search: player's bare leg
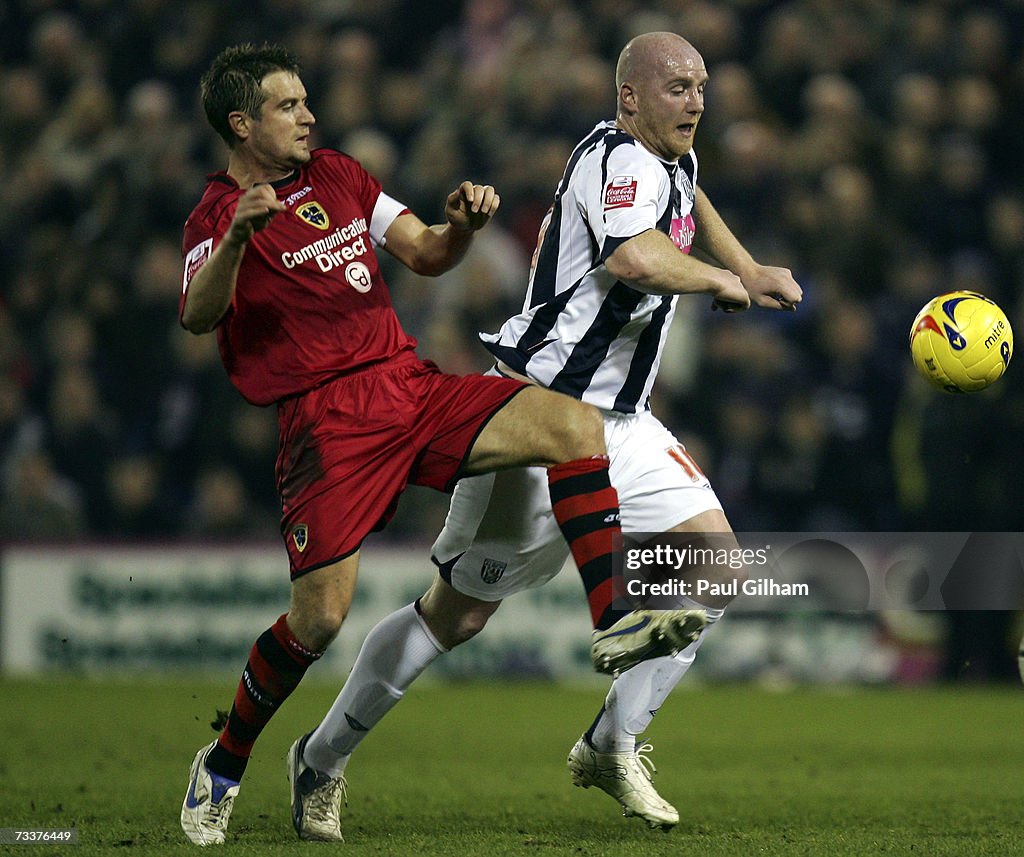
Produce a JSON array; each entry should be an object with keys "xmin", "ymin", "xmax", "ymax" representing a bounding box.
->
[
  {"xmin": 462, "ymin": 386, "xmax": 606, "ymax": 472},
  {"xmin": 417, "ymin": 576, "xmax": 503, "ymax": 649},
  {"xmin": 287, "ymin": 554, "xmax": 361, "ymax": 651}
]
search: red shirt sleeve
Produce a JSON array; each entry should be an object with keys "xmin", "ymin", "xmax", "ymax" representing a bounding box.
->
[{"xmin": 179, "ymin": 190, "xmax": 237, "ymax": 328}]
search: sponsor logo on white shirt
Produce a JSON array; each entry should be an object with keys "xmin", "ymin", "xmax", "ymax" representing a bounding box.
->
[{"xmin": 604, "ymin": 175, "xmax": 638, "ymax": 209}]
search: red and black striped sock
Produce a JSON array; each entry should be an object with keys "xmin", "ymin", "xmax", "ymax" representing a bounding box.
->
[
  {"xmin": 548, "ymin": 455, "xmax": 624, "ymax": 631},
  {"xmin": 206, "ymin": 613, "xmax": 322, "ymax": 782}
]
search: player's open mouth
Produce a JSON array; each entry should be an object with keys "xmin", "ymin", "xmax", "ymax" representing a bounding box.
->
[{"xmin": 678, "ymin": 123, "xmax": 696, "ymax": 136}]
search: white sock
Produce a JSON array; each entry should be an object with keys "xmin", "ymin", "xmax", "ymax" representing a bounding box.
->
[
  {"xmin": 303, "ymin": 602, "xmax": 446, "ymax": 776},
  {"xmin": 588, "ymin": 599, "xmax": 724, "ymax": 754}
]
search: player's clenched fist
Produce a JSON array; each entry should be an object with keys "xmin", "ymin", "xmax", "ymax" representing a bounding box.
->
[
  {"xmin": 228, "ymin": 183, "xmax": 287, "ymax": 245},
  {"xmin": 741, "ymin": 265, "xmax": 803, "ymax": 311},
  {"xmin": 446, "ymin": 181, "xmax": 500, "ymax": 233},
  {"xmin": 711, "ymin": 270, "xmax": 752, "ymax": 313}
]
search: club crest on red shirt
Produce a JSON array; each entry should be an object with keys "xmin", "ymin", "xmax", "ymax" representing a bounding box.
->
[{"xmin": 296, "ymin": 201, "xmax": 330, "ymax": 230}]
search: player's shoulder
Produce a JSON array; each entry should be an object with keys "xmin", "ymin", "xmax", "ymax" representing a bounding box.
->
[
  {"xmin": 307, "ymin": 147, "xmax": 367, "ymax": 177},
  {"xmin": 573, "ymin": 128, "xmax": 663, "ymax": 193},
  {"xmin": 601, "ymin": 124, "xmax": 640, "ymax": 149},
  {"xmin": 577, "ymin": 121, "xmax": 640, "ymax": 156},
  {"xmin": 186, "ymin": 172, "xmax": 241, "ymax": 231},
  {"xmin": 567, "ymin": 122, "xmax": 637, "ymax": 180},
  {"xmin": 582, "ymin": 123, "xmax": 657, "ymax": 171}
]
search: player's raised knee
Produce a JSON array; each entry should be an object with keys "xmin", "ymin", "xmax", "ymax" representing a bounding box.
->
[{"xmin": 537, "ymin": 395, "xmax": 605, "ymax": 463}]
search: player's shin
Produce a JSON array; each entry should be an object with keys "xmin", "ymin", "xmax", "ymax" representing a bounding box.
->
[
  {"xmin": 302, "ymin": 602, "xmax": 446, "ymax": 777},
  {"xmin": 547, "ymin": 455, "xmax": 624, "ymax": 630},
  {"xmin": 207, "ymin": 613, "xmax": 323, "ymax": 781},
  {"xmin": 586, "ymin": 601, "xmax": 724, "ymax": 753}
]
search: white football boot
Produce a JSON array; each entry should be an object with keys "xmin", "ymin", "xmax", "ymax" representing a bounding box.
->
[
  {"xmin": 288, "ymin": 734, "xmax": 347, "ymax": 842},
  {"xmin": 180, "ymin": 741, "xmax": 241, "ymax": 846},
  {"xmin": 568, "ymin": 736, "xmax": 679, "ymax": 830},
  {"xmin": 591, "ymin": 609, "xmax": 705, "ymax": 675}
]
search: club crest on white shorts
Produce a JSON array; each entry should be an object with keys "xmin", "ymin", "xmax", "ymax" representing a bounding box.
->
[{"xmin": 480, "ymin": 558, "xmax": 507, "ymax": 584}]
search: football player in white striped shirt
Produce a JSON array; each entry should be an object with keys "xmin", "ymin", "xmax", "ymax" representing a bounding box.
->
[{"xmin": 294, "ymin": 32, "xmax": 802, "ymax": 836}]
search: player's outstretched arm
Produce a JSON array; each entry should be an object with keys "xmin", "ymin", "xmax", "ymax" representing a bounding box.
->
[
  {"xmin": 692, "ymin": 187, "xmax": 802, "ymax": 312},
  {"xmin": 605, "ymin": 229, "xmax": 751, "ymax": 311},
  {"xmin": 182, "ymin": 184, "xmax": 285, "ymax": 333},
  {"xmin": 382, "ymin": 181, "xmax": 499, "ymax": 277}
]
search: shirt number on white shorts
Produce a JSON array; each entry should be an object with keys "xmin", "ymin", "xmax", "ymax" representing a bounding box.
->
[{"xmin": 666, "ymin": 445, "xmax": 705, "ymax": 483}]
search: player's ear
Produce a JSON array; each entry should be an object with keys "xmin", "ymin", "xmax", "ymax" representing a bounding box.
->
[
  {"xmin": 228, "ymin": 111, "xmax": 250, "ymax": 142},
  {"xmin": 619, "ymin": 82, "xmax": 638, "ymax": 115}
]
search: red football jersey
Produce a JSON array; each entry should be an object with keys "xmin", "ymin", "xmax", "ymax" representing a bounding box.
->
[{"xmin": 180, "ymin": 149, "xmax": 417, "ymax": 405}]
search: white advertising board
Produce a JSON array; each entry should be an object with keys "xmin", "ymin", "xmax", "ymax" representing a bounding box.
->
[
  {"xmin": 0, "ymin": 544, "xmax": 595, "ymax": 678},
  {"xmin": 1, "ymin": 544, "xmax": 899, "ymax": 682}
]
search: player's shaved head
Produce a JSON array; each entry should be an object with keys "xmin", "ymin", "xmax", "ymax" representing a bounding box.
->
[
  {"xmin": 616, "ymin": 32, "xmax": 704, "ymax": 90},
  {"xmin": 615, "ymin": 32, "xmax": 708, "ymax": 161}
]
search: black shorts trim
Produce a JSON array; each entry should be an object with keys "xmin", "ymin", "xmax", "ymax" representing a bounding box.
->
[
  {"xmin": 443, "ymin": 384, "xmax": 529, "ymax": 492},
  {"xmin": 290, "ymin": 541, "xmax": 362, "ymax": 581},
  {"xmin": 432, "ymin": 552, "xmax": 465, "ymax": 587}
]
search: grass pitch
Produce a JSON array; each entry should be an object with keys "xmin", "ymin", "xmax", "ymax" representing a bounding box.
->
[{"xmin": 2, "ymin": 677, "xmax": 1022, "ymax": 856}]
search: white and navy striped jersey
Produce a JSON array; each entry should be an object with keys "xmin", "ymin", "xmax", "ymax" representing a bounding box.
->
[{"xmin": 481, "ymin": 120, "xmax": 698, "ymax": 414}]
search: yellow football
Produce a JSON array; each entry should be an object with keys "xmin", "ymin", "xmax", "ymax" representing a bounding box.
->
[{"xmin": 909, "ymin": 291, "xmax": 1013, "ymax": 393}]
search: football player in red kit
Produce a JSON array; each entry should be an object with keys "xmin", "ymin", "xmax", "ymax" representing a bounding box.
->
[{"xmin": 178, "ymin": 43, "xmax": 705, "ymax": 845}]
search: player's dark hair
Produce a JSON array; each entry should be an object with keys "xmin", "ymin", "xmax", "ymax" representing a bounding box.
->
[{"xmin": 200, "ymin": 43, "xmax": 302, "ymax": 147}]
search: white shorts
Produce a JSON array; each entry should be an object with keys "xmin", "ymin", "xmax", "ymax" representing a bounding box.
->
[{"xmin": 432, "ymin": 409, "xmax": 724, "ymax": 601}]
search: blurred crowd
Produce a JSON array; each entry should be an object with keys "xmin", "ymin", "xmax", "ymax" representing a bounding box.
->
[{"xmin": 2, "ymin": 0, "xmax": 1023, "ymax": 554}]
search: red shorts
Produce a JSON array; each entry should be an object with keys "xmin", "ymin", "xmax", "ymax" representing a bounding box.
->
[{"xmin": 275, "ymin": 351, "xmax": 526, "ymax": 577}]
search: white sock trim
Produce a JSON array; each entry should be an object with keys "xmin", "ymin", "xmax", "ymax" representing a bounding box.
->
[{"xmin": 413, "ymin": 602, "xmax": 448, "ymax": 654}]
